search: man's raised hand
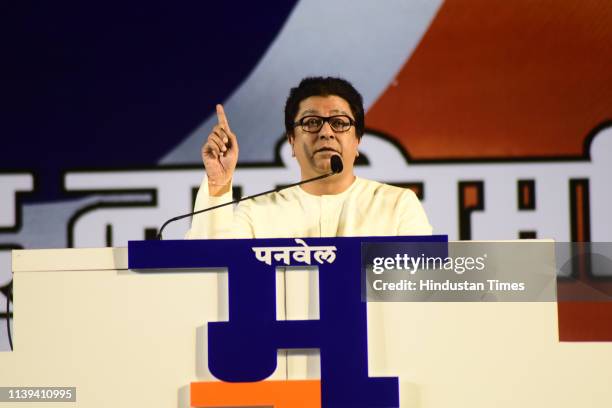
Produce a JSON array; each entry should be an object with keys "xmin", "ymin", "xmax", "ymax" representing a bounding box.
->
[{"xmin": 201, "ymin": 104, "xmax": 239, "ymax": 193}]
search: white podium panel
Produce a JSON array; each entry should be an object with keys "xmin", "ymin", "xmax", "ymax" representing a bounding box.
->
[{"xmin": 0, "ymin": 247, "xmax": 611, "ymax": 407}]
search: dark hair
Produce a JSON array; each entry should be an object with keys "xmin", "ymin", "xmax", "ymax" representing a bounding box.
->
[{"xmin": 284, "ymin": 76, "xmax": 364, "ymax": 139}]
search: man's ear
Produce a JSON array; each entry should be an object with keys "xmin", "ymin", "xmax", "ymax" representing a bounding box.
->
[{"xmin": 287, "ymin": 132, "xmax": 295, "ymax": 157}]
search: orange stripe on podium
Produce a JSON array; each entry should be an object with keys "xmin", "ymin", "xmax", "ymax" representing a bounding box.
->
[{"xmin": 190, "ymin": 380, "xmax": 321, "ymax": 408}]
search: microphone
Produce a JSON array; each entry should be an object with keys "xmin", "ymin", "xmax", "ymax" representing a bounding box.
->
[
  {"xmin": 330, "ymin": 154, "xmax": 343, "ymax": 174},
  {"xmin": 156, "ymin": 154, "xmax": 344, "ymax": 239}
]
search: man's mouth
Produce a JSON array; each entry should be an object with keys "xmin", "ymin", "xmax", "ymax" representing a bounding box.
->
[{"xmin": 315, "ymin": 147, "xmax": 339, "ymax": 154}]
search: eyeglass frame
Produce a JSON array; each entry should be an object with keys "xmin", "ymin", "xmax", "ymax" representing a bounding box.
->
[{"xmin": 293, "ymin": 115, "xmax": 356, "ymax": 133}]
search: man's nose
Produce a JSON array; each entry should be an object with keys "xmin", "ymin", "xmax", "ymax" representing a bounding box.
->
[{"xmin": 318, "ymin": 121, "xmax": 336, "ymax": 139}]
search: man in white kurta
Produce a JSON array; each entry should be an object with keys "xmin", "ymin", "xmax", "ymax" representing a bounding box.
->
[
  {"xmin": 186, "ymin": 175, "xmax": 432, "ymax": 239},
  {"xmin": 186, "ymin": 77, "xmax": 432, "ymax": 381}
]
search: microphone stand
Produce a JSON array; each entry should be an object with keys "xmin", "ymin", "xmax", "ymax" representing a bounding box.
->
[{"xmin": 1, "ymin": 280, "xmax": 12, "ymax": 351}]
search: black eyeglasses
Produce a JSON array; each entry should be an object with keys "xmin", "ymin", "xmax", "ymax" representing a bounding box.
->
[{"xmin": 293, "ymin": 115, "xmax": 355, "ymax": 133}]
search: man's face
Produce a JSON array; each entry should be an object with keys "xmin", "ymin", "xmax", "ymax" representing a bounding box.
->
[{"xmin": 289, "ymin": 95, "xmax": 360, "ymax": 178}]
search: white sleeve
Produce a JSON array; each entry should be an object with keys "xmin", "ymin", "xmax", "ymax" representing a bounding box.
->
[
  {"xmin": 398, "ymin": 189, "xmax": 433, "ymax": 236},
  {"xmin": 184, "ymin": 176, "xmax": 254, "ymax": 239}
]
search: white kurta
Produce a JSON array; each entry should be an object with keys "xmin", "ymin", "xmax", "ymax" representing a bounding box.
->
[
  {"xmin": 185, "ymin": 175, "xmax": 432, "ymax": 381},
  {"xmin": 186, "ymin": 176, "xmax": 432, "ymax": 239}
]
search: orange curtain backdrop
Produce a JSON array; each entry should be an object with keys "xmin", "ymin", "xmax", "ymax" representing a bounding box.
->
[{"xmin": 366, "ymin": 0, "xmax": 612, "ymax": 159}]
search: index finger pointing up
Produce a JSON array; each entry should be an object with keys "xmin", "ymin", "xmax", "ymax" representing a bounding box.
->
[{"xmin": 216, "ymin": 104, "xmax": 231, "ymax": 131}]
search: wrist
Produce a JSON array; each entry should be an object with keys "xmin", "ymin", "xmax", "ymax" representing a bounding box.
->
[{"xmin": 208, "ymin": 180, "xmax": 231, "ymax": 196}]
